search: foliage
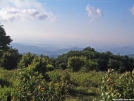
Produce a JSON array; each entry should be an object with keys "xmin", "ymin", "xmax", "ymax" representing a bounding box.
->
[
  {"xmin": 68, "ymin": 56, "xmax": 86, "ymax": 72},
  {"xmin": 68, "ymin": 71, "xmax": 104, "ymax": 101},
  {"xmin": 31, "ymin": 57, "xmax": 48, "ymax": 74},
  {"xmin": 85, "ymin": 60, "xmax": 99, "ymax": 71},
  {"xmin": 0, "ymin": 24, "xmax": 12, "ymax": 50},
  {"xmin": 108, "ymin": 58, "xmax": 119, "ymax": 70},
  {"xmin": 0, "ymin": 48, "xmax": 20, "ymax": 70},
  {"xmin": 18, "ymin": 52, "xmax": 37, "ymax": 68},
  {"xmin": 48, "ymin": 57, "xmax": 56, "ymax": 68},
  {"xmin": 70, "ymin": 71, "xmax": 102, "ymax": 88},
  {"xmin": 0, "ymin": 87, "xmax": 14, "ymax": 101},
  {"xmin": 61, "ymin": 70, "xmax": 70, "ymax": 82},
  {"xmin": 60, "ymin": 63, "xmax": 67, "ymax": 70},
  {"xmin": 47, "ymin": 64, "xmax": 54, "ymax": 71},
  {"xmin": 47, "ymin": 70, "xmax": 61, "ymax": 82},
  {"xmin": 101, "ymin": 69, "xmax": 134, "ymax": 101},
  {"xmin": 56, "ymin": 48, "xmax": 134, "ymax": 72},
  {"xmin": 0, "ymin": 78, "xmax": 12, "ymax": 88},
  {"xmin": 83, "ymin": 46, "xmax": 95, "ymax": 52},
  {"xmin": 12, "ymin": 65, "xmax": 69, "ymax": 101}
]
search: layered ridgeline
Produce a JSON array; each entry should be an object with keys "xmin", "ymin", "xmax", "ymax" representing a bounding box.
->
[{"xmin": 10, "ymin": 43, "xmax": 134, "ymax": 57}]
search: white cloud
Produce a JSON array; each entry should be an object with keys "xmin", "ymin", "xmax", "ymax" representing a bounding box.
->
[
  {"xmin": 86, "ymin": 4, "xmax": 102, "ymax": 21},
  {"xmin": 0, "ymin": 0, "xmax": 57, "ymax": 22},
  {"xmin": 130, "ymin": 5, "xmax": 134, "ymax": 16}
]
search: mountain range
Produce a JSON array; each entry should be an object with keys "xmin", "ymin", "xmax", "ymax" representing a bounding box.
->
[{"xmin": 10, "ymin": 43, "xmax": 134, "ymax": 58}]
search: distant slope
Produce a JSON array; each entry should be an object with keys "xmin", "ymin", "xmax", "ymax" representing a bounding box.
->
[
  {"xmin": 10, "ymin": 43, "xmax": 54, "ymax": 55},
  {"xmin": 109, "ymin": 46, "xmax": 134, "ymax": 55},
  {"xmin": 10, "ymin": 43, "xmax": 134, "ymax": 57},
  {"xmin": 10, "ymin": 43, "xmax": 82, "ymax": 57}
]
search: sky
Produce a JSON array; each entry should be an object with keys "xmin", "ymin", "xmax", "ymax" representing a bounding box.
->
[{"xmin": 0, "ymin": 0, "xmax": 134, "ymax": 48}]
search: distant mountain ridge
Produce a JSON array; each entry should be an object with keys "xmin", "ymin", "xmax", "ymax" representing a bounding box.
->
[
  {"xmin": 10, "ymin": 43, "xmax": 134, "ymax": 57},
  {"xmin": 10, "ymin": 43, "xmax": 83, "ymax": 57}
]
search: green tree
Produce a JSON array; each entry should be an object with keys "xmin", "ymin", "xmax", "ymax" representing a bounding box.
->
[
  {"xmin": 68, "ymin": 56, "xmax": 86, "ymax": 72},
  {"xmin": 0, "ymin": 48, "xmax": 20, "ymax": 70},
  {"xmin": 85, "ymin": 59, "xmax": 99, "ymax": 71},
  {"xmin": 18, "ymin": 52, "xmax": 37, "ymax": 68},
  {"xmin": 83, "ymin": 46, "xmax": 95, "ymax": 52},
  {"xmin": 108, "ymin": 59, "xmax": 119, "ymax": 70},
  {"xmin": 0, "ymin": 24, "xmax": 12, "ymax": 50},
  {"xmin": 47, "ymin": 64, "xmax": 54, "ymax": 71},
  {"xmin": 59, "ymin": 63, "xmax": 67, "ymax": 70}
]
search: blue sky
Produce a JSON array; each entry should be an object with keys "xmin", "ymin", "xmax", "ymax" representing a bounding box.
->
[{"xmin": 0, "ymin": 0, "xmax": 134, "ymax": 48}]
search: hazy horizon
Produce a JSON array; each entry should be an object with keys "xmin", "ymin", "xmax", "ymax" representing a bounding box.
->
[
  {"xmin": 11, "ymin": 42, "xmax": 134, "ymax": 50},
  {"xmin": 0, "ymin": 0, "xmax": 134, "ymax": 48}
]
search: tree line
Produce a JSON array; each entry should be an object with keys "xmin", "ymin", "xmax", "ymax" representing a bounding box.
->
[{"xmin": 0, "ymin": 24, "xmax": 134, "ymax": 73}]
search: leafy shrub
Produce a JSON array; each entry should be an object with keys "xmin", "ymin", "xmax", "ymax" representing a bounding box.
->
[
  {"xmin": 108, "ymin": 59, "xmax": 119, "ymax": 70},
  {"xmin": 31, "ymin": 57, "xmax": 48, "ymax": 74},
  {"xmin": 60, "ymin": 63, "xmax": 67, "ymax": 70},
  {"xmin": 61, "ymin": 70, "xmax": 70, "ymax": 83},
  {"xmin": 11, "ymin": 63, "xmax": 69, "ymax": 101},
  {"xmin": 47, "ymin": 70, "xmax": 61, "ymax": 82},
  {"xmin": 0, "ymin": 78, "xmax": 12, "ymax": 88},
  {"xmin": 0, "ymin": 87, "xmax": 14, "ymax": 101},
  {"xmin": 47, "ymin": 64, "xmax": 54, "ymax": 71},
  {"xmin": 101, "ymin": 69, "xmax": 134, "ymax": 101},
  {"xmin": 18, "ymin": 52, "xmax": 37, "ymax": 68},
  {"xmin": 0, "ymin": 48, "xmax": 20, "ymax": 70},
  {"xmin": 85, "ymin": 60, "xmax": 99, "ymax": 71},
  {"xmin": 68, "ymin": 56, "xmax": 86, "ymax": 72},
  {"xmin": 70, "ymin": 72, "xmax": 100, "ymax": 87}
]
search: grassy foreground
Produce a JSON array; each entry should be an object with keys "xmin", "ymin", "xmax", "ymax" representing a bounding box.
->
[{"xmin": 0, "ymin": 68, "xmax": 121, "ymax": 101}]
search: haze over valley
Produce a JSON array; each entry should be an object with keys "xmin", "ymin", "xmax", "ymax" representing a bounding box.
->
[{"xmin": 10, "ymin": 43, "xmax": 134, "ymax": 58}]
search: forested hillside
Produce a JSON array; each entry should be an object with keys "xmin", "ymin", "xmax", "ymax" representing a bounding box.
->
[{"xmin": 0, "ymin": 24, "xmax": 134, "ymax": 101}]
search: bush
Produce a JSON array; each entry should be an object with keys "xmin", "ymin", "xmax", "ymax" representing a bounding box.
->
[
  {"xmin": 31, "ymin": 57, "xmax": 48, "ymax": 74},
  {"xmin": 47, "ymin": 64, "xmax": 54, "ymax": 71},
  {"xmin": 60, "ymin": 63, "xmax": 67, "ymax": 70},
  {"xmin": 11, "ymin": 63, "xmax": 69, "ymax": 101},
  {"xmin": 68, "ymin": 56, "xmax": 86, "ymax": 72},
  {"xmin": 0, "ymin": 48, "xmax": 20, "ymax": 70},
  {"xmin": 18, "ymin": 52, "xmax": 36, "ymax": 68},
  {"xmin": 0, "ymin": 78, "xmax": 12, "ymax": 88},
  {"xmin": 85, "ymin": 60, "xmax": 99, "ymax": 71},
  {"xmin": 61, "ymin": 70, "xmax": 70, "ymax": 83},
  {"xmin": 101, "ymin": 69, "xmax": 134, "ymax": 101},
  {"xmin": 47, "ymin": 70, "xmax": 61, "ymax": 82}
]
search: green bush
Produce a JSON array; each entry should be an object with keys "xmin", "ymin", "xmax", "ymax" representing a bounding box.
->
[
  {"xmin": 0, "ymin": 78, "xmax": 12, "ymax": 88},
  {"xmin": 101, "ymin": 69, "xmax": 134, "ymax": 101},
  {"xmin": 0, "ymin": 87, "xmax": 14, "ymax": 101},
  {"xmin": 61, "ymin": 70, "xmax": 70, "ymax": 83},
  {"xmin": 11, "ymin": 64, "xmax": 69, "ymax": 101},
  {"xmin": 68, "ymin": 56, "xmax": 86, "ymax": 72},
  {"xmin": 60, "ymin": 63, "xmax": 67, "ymax": 70},
  {"xmin": 85, "ymin": 60, "xmax": 99, "ymax": 71},
  {"xmin": 47, "ymin": 70, "xmax": 61, "ymax": 82},
  {"xmin": 47, "ymin": 64, "xmax": 54, "ymax": 71},
  {"xmin": 70, "ymin": 72, "xmax": 100, "ymax": 87},
  {"xmin": 31, "ymin": 57, "xmax": 48, "ymax": 74},
  {"xmin": 18, "ymin": 52, "xmax": 37, "ymax": 68},
  {"xmin": 0, "ymin": 48, "xmax": 20, "ymax": 70}
]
